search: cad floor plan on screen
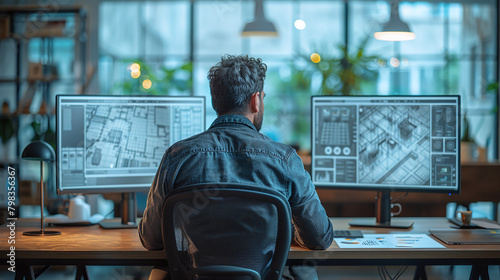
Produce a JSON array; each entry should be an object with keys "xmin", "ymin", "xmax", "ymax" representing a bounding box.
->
[
  {"xmin": 84, "ymin": 104, "xmax": 199, "ymax": 169},
  {"xmin": 56, "ymin": 96, "xmax": 205, "ymax": 193},
  {"xmin": 312, "ymin": 96, "xmax": 459, "ymax": 191}
]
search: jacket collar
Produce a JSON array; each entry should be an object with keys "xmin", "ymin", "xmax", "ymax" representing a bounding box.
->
[{"xmin": 209, "ymin": 114, "xmax": 257, "ymax": 131}]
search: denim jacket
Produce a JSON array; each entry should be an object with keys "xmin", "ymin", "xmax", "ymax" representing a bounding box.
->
[{"xmin": 139, "ymin": 114, "xmax": 334, "ymax": 250}]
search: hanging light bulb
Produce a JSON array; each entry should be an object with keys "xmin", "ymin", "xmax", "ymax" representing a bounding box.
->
[
  {"xmin": 374, "ymin": 1, "xmax": 415, "ymax": 41},
  {"xmin": 241, "ymin": 0, "xmax": 278, "ymax": 37}
]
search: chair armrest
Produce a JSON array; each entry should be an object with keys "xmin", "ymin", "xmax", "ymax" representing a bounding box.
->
[{"xmin": 194, "ymin": 265, "xmax": 261, "ymax": 280}]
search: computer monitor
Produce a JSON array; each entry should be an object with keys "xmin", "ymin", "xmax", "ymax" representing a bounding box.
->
[
  {"xmin": 311, "ymin": 95, "xmax": 460, "ymax": 228},
  {"xmin": 56, "ymin": 95, "xmax": 205, "ymax": 227}
]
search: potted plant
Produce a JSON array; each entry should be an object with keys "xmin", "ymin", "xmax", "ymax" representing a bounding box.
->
[
  {"xmin": 460, "ymin": 111, "xmax": 476, "ymax": 162},
  {"xmin": 119, "ymin": 60, "xmax": 192, "ymax": 95},
  {"xmin": 461, "ymin": 81, "xmax": 499, "ymax": 162},
  {"xmin": 303, "ymin": 35, "xmax": 379, "ymax": 96}
]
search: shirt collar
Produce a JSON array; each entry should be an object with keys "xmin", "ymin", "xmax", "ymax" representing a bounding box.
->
[{"xmin": 209, "ymin": 114, "xmax": 257, "ymax": 131}]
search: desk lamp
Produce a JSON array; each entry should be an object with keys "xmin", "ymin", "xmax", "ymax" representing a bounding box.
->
[{"xmin": 21, "ymin": 141, "xmax": 61, "ymax": 236}]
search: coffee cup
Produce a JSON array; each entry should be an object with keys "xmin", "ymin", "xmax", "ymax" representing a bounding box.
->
[
  {"xmin": 456, "ymin": 210, "xmax": 472, "ymax": 225},
  {"xmin": 68, "ymin": 196, "xmax": 91, "ymax": 221}
]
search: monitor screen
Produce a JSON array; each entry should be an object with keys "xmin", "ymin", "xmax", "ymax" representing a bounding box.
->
[
  {"xmin": 311, "ymin": 95, "xmax": 460, "ymax": 193},
  {"xmin": 56, "ymin": 95, "xmax": 205, "ymax": 194}
]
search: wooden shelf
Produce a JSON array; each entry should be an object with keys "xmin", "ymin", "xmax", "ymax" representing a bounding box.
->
[{"xmin": 0, "ymin": 6, "xmax": 87, "ymax": 163}]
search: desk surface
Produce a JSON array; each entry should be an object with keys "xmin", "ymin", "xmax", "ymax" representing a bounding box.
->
[{"xmin": 1, "ymin": 217, "xmax": 499, "ymax": 266}]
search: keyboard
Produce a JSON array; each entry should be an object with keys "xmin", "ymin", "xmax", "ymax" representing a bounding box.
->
[{"xmin": 334, "ymin": 230, "xmax": 364, "ymax": 238}]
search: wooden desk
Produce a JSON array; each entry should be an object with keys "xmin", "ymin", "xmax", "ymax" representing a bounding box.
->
[
  {"xmin": 1, "ymin": 218, "xmax": 499, "ymax": 279},
  {"xmin": 289, "ymin": 218, "xmax": 500, "ymax": 266}
]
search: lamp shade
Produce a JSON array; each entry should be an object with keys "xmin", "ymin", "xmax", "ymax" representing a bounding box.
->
[
  {"xmin": 21, "ymin": 141, "xmax": 55, "ymax": 161},
  {"xmin": 241, "ymin": 0, "xmax": 278, "ymax": 37},
  {"xmin": 374, "ymin": 3, "xmax": 415, "ymax": 41},
  {"xmin": 242, "ymin": 20, "xmax": 278, "ymax": 37}
]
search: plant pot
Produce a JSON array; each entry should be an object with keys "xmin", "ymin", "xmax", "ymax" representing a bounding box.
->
[
  {"xmin": 461, "ymin": 141, "xmax": 488, "ymax": 163},
  {"xmin": 460, "ymin": 141, "xmax": 476, "ymax": 163}
]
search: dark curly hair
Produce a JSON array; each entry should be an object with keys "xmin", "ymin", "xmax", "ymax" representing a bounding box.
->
[{"xmin": 207, "ymin": 55, "xmax": 267, "ymax": 116}]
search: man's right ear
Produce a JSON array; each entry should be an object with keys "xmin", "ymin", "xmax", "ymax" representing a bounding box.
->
[{"xmin": 249, "ymin": 92, "xmax": 260, "ymax": 113}]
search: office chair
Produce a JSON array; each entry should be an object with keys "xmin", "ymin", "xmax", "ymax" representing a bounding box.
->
[{"xmin": 161, "ymin": 183, "xmax": 292, "ymax": 280}]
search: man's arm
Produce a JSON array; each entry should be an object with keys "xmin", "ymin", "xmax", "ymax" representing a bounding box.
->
[
  {"xmin": 138, "ymin": 154, "xmax": 169, "ymax": 250},
  {"xmin": 287, "ymin": 151, "xmax": 334, "ymax": 250}
]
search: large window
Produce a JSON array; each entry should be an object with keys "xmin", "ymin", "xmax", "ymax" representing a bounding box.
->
[{"xmin": 98, "ymin": 0, "xmax": 498, "ymax": 158}]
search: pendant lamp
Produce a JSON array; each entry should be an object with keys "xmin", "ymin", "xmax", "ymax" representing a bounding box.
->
[
  {"xmin": 242, "ymin": 0, "xmax": 278, "ymax": 37},
  {"xmin": 374, "ymin": 2, "xmax": 415, "ymax": 41}
]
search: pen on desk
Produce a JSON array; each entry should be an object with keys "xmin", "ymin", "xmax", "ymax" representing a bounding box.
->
[
  {"xmin": 396, "ymin": 243, "xmax": 415, "ymax": 247},
  {"xmin": 341, "ymin": 241, "xmax": 360, "ymax": 244},
  {"xmin": 395, "ymin": 236, "xmax": 422, "ymax": 238}
]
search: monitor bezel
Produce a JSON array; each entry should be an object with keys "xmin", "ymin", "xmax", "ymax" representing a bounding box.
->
[
  {"xmin": 310, "ymin": 94, "xmax": 461, "ymax": 194},
  {"xmin": 55, "ymin": 94, "xmax": 206, "ymax": 195}
]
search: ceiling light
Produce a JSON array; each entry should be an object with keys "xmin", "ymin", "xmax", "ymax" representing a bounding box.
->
[
  {"xmin": 242, "ymin": 0, "xmax": 278, "ymax": 37},
  {"xmin": 374, "ymin": 2, "xmax": 415, "ymax": 41}
]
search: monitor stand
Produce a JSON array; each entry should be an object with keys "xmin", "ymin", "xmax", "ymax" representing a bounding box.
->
[
  {"xmin": 348, "ymin": 191, "xmax": 414, "ymax": 229},
  {"xmin": 99, "ymin": 192, "xmax": 141, "ymax": 229}
]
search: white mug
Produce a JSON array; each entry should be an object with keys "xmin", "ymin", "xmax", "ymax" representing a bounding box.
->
[{"xmin": 68, "ymin": 196, "xmax": 91, "ymax": 221}]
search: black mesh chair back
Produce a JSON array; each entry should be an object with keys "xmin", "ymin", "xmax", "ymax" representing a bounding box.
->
[{"xmin": 161, "ymin": 183, "xmax": 292, "ymax": 280}]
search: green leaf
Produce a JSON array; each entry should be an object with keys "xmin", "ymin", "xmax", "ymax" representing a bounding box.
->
[
  {"xmin": 487, "ymin": 82, "xmax": 498, "ymax": 92},
  {"xmin": 0, "ymin": 116, "xmax": 16, "ymax": 144}
]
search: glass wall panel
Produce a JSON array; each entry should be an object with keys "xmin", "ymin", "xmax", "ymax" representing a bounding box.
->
[
  {"xmin": 195, "ymin": 1, "xmax": 243, "ymax": 57},
  {"xmin": 100, "ymin": 2, "xmax": 142, "ymax": 58},
  {"xmin": 193, "ymin": 60, "xmax": 217, "ymax": 128},
  {"xmin": 99, "ymin": 1, "xmax": 190, "ymax": 95},
  {"xmin": 99, "ymin": 2, "xmax": 189, "ymax": 57},
  {"xmin": 298, "ymin": 1, "xmax": 344, "ymax": 54},
  {"xmin": 96, "ymin": 0, "xmax": 498, "ymax": 157}
]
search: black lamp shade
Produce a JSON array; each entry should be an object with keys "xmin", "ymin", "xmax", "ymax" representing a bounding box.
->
[
  {"xmin": 21, "ymin": 141, "xmax": 55, "ymax": 161},
  {"xmin": 241, "ymin": 0, "xmax": 278, "ymax": 37},
  {"xmin": 242, "ymin": 20, "xmax": 278, "ymax": 37}
]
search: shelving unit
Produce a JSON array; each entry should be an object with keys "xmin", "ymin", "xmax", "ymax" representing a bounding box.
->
[
  {"xmin": 0, "ymin": 6, "xmax": 87, "ymax": 161},
  {"xmin": 0, "ymin": 7, "xmax": 88, "ymax": 220}
]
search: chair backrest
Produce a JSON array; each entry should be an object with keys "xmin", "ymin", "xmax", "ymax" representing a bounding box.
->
[{"xmin": 161, "ymin": 183, "xmax": 292, "ymax": 280}]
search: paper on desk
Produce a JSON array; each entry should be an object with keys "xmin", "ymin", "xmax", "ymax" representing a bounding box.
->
[
  {"xmin": 471, "ymin": 219, "xmax": 500, "ymax": 229},
  {"xmin": 335, "ymin": 234, "xmax": 445, "ymax": 249}
]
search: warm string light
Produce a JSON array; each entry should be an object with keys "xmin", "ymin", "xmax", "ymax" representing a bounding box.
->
[
  {"xmin": 310, "ymin": 53, "xmax": 321, "ymax": 63},
  {"xmin": 131, "ymin": 71, "xmax": 141, "ymax": 79},
  {"xmin": 390, "ymin": 58, "xmax": 400, "ymax": 67},
  {"xmin": 142, "ymin": 79, "xmax": 152, "ymax": 89},
  {"xmin": 127, "ymin": 63, "xmax": 153, "ymax": 89},
  {"xmin": 130, "ymin": 63, "xmax": 140, "ymax": 72},
  {"xmin": 129, "ymin": 63, "xmax": 141, "ymax": 79}
]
